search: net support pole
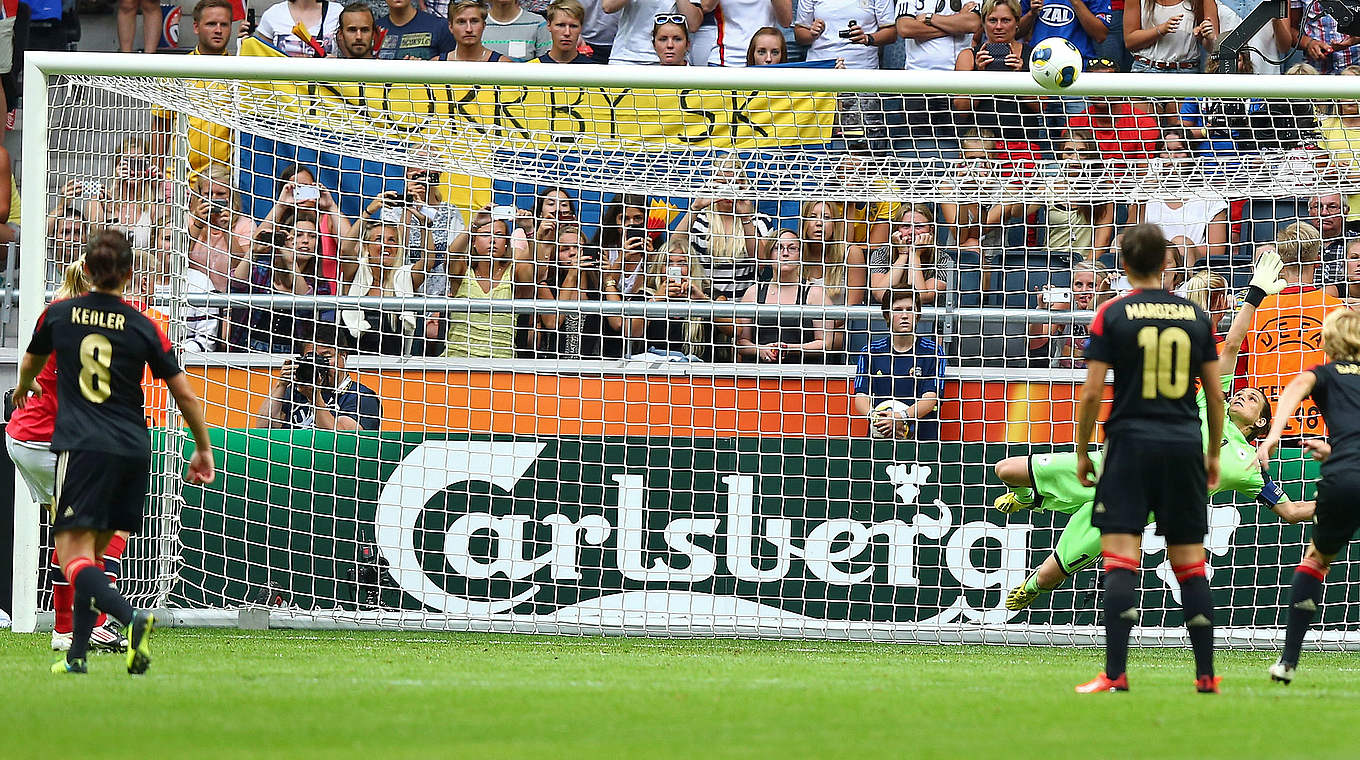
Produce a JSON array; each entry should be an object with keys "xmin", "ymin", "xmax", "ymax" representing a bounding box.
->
[{"xmin": 11, "ymin": 57, "xmax": 50, "ymax": 634}]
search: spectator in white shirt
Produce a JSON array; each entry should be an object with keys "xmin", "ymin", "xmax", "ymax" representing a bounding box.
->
[
  {"xmin": 256, "ymin": 0, "xmax": 343, "ymax": 56},
  {"xmin": 795, "ymin": 0, "xmax": 896, "ymax": 69},
  {"xmin": 694, "ymin": 0, "xmax": 792, "ymax": 66},
  {"xmin": 607, "ymin": 0, "xmax": 700, "ymax": 64},
  {"xmin": 894, "ymin": 0, "xmax": 980, "ymax": 154},
  {"xmin": 652, "ymin": 14, "xmax": 694, "ymax": 64}
]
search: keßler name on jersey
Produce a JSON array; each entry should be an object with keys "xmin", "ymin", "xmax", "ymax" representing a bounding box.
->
[
  {"xmin": 1122, "ymin": 302, "xmax": 1197, "ymax": 322},
  {"xmin": 69, "ymin": 307, "xmax": 127, "ymax": 330}
]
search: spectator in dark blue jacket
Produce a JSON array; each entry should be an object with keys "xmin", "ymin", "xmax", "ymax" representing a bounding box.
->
[
  {"xmin": 852, "ymin": 290, "xmax": 945, "ymax": 440},
  {"xmin": 377, "ymin": 0, "xmax": 458, "ymax": 58}
]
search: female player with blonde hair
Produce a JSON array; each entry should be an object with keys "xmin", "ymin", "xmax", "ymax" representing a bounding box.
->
[{"xmin": 1257, "ymin": 308, "xmax": 1360, "ymax": 685}]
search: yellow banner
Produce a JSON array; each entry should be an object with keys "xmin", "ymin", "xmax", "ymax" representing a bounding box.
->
[{"xmin": 237, "ymin": 37, "xmax": 837, "ymax": 151}]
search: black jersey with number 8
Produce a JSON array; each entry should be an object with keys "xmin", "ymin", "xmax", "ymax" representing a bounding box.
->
[
  {"xmin": 26, "ymin": 292, "xmax": 182, "ymax": 454},
  {"xmin": 1084, "ymin": 289, "xmax": 1219, "ymax": 443}
]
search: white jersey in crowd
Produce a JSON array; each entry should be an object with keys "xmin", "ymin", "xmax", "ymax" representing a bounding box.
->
[
  {"xmin": 154, "ymin": 270, "xmax": 221, "ymax": 353},
  {"xmin": 609, "ymin": 0, "xmax": 684, "ymax": 64},
  {"xmin": 256, "ymin": 1, "xmax": 341, "ymax": 56},
  {"xmin": 710, "ymin": 0, "xmax": 778, "ymax": 66},
  {"xmin": 579, "ymin": 0, "xmax": 622, "ymax": 48},
  {"xmin": 894, "ymin": 0, "xmax": 970, "ymax": 70},
  {"xmin": 796, "ymin": 0, "xmax": 895, "ymax": 69},
  {"xmin": 1143, "ymin": 197, "xmax": 1228, "ymax": 248}
]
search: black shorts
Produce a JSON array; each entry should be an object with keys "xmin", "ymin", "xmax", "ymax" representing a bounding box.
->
[
  {"xmin": 53, "ymin": 450, "xmax": 150, "ymax": 534},
  {"xmin": 1313, "ymin": 470, "xmax": 1360, "ymax": 555},
  {"xmin": 1092, "ymin": 437, "xmax": 1208, "ymax": 544}
]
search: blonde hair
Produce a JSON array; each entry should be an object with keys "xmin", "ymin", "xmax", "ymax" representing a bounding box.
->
[
  {"xmin": 981, "ymin": 0, "xmax": 1020, "ymax": 20},
  {"xmin": 56, "ymin": 260, "xmax": 90, "ymax": 300},
  {"xmin": 1276, "ymin": 221, "xmax": 1323, "ymax": 267},
  {"xmin": 1323, "ymin": 308, "xmax": 1360, "ymax": 362},
  {"xmin": 1183, "ymin": 270, "xmax": 1227, "ymax": 312},
  {"xmin": 693, "ymin": 153, "xmax": 752, "ymax": 266},
  {"xmin": 801, "ymin": 200, "xmax": 851, "ymax": 304},
  {"xmin": 646, "ymin": 242, "xmax": 712, "ymax": 357},
  {"xmin": 448, "ymin": 0, "xmax": 488, "ymax": 19},
  {"xmin": 195, "ymin": 164, "xmax": 240, "ymax": 213}
]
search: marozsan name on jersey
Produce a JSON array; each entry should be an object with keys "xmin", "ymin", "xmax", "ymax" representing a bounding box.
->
[
  {"xmin": 1123, "ymin": 302, "xmax": 1197, "ymax": 322},
  {"xmin": 70, "ymin": 307, "xmax": 126, "ymax": 331}
]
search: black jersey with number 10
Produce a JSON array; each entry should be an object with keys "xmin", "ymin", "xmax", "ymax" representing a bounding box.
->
[
  {"xmin": 26, "ymin": 292, "xmax": 182, "ymax": 455},
  {"xmin": 1084, "ymin": 288, "xmax": 1218, "ymax": 443}
]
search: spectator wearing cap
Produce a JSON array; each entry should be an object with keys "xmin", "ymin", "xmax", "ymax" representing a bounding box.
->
[
  {"xmin": 1018, "ymin": 0, "xmax": 1111, "ymax": 66},
  {"xmin": 606, "ymin": 0, "xmax": 700, "ymax": 64},
  {"xmin": 377, "ymin": 0, "xmax": 457, "ymax": 58},
  {"xmin": 1123, "ymin": 0, "xmax": 1217, "ymax": 76},
  {"xmin": 531, "ymin": 0, "xmax": 593, "ymax": 61},
  {"xmin": 1290, "ymin": 0, "xmax": 1360, "ymax": 74}
]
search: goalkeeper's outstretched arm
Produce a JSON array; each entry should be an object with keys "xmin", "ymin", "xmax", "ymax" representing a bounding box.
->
[{"xmin": 1222, "ymin": 249, "xmax": 1288, "ymax": 371}]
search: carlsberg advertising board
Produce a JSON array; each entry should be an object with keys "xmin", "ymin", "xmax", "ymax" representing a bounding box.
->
[{"xmin": 172, "ymin": 431, "xmax": 1356, "ymax": 636}]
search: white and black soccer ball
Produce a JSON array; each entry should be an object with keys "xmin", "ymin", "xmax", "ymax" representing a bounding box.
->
[
  {"xmin": 1030, "ymin": 37, "xmax": 1083, "ymax": 90},
  {"xmin": 870, "ymin": 400, "xmax": 912, "ymax": 439}
]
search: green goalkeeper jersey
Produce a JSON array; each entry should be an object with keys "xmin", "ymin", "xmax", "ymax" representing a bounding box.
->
[{"xmin": 1197, "ymin": 375, "xmax": 1265, "ymax": 500}]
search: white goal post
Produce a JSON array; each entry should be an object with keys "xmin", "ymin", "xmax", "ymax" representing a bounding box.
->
[{"xmin": 12, "ymin": 51, "xmax": 1360, "ymax": 648}]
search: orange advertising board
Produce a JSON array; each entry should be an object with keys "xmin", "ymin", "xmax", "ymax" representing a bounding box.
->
[{"xmin": 184, "ymin": 367, "xmax": 1108, "ymax": 443}]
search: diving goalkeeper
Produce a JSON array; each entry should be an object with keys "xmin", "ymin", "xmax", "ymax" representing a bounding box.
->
[{"xmin": 992, "ymin": 250, "xmax": 1316, "ymax": 611}]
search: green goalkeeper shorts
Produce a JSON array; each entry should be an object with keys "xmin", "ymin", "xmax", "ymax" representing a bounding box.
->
[{"xmin": 1029, "ymin": 451, "xmax": 1103, "ymax": 516}]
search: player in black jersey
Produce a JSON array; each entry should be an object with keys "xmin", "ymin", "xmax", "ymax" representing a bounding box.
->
[
  {"xmin": 1073, "ymin": 224, "xmax": 1226, "ymax": 694},
  {"xmin": 1256, "ymin": 308, "xmax": 1360, "ymax": 685},
  {"xmin": 14, "ymin": 231, "xmax": 215, "ymax": 676}
]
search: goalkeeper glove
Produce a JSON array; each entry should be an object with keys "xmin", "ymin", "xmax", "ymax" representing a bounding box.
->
[{"xmin": 1245, "ymin": 250, "xmax": 1287, "ymax": 307}]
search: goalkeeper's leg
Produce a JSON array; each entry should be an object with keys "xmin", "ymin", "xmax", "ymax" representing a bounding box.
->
[
  {"xmin": 995, "ymin": 451, "xmax": 1100, "ymax": 515},
  {"xmin": 1007, "ymin": 501, "xmax": 1103, "ymax": 610}
]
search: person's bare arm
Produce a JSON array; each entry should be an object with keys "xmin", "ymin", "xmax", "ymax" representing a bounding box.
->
[
  {"xmin": 1206, "ymin": 209, "xmax": 1229, "ymax": 261},
  {"xmin": 771, "ymin": 0, "xmax": 793, "ymax": 27},
  {"xmin": 1202, "ymin": 358, "xmax": 1224, "ymax": 490},
  {"xmin": 1075, "ymin": 359, "xmax": 1108, "ymax": 486},
  {"xmin": 897, "ymin": 15, "xmax": 948, "ymax": 41},
  {"xmin": 906, "ymin": 391, "xmax": 938, "ymax": 420},
  {"xmin": 1071, "ymin": 0, "xmax": 1109, "ymax": 42}
]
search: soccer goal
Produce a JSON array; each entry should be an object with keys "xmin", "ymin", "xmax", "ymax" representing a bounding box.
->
[{"xmin": 11, "ymin": 51, "xmax": 1360, "ymax": 648}]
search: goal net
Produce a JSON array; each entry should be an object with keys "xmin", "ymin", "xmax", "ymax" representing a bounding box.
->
[{"xmin": 12, "ymin": 52, "xmax": 1360, "ymax": 648}]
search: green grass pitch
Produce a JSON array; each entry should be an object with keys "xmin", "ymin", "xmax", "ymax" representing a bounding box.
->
[{"xmin": 3, "ymin": 629, "xmax": 1359, "ymax": 759}]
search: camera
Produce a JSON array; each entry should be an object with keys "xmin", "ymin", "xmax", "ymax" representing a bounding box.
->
[
  {"xmin": 1041, "ymin": 286, "xmax": 1072, "ymax": 305},
  {"xmin": 838, "ymin": 20, "xmax": 859, "ymax": 38},
  {"xmin": 293, "ymin": 351, "xmax": 334, "ymax": 389},
  {"xmin": 294, "ymin": 184, "xmax": 321, "ymax": 203}
]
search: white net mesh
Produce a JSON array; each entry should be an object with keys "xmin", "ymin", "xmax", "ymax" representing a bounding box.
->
[{"xmin": 21, "ymin": 59, "xmax": 1360, "ymax": 647}]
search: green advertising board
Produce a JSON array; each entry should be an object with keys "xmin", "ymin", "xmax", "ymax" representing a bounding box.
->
[{"xmin": 169, "ymin": 431, "xmax": 1358, "ymax": 634}]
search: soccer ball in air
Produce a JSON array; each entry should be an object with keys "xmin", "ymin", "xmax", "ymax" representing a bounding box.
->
[
  {"xmin": 1030, "ymin": 37, "xmax": 1083, "ymax": 90},
  {"xmin": 870, "ymin": 400, "xmax": 912, "ymax": 439}
]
